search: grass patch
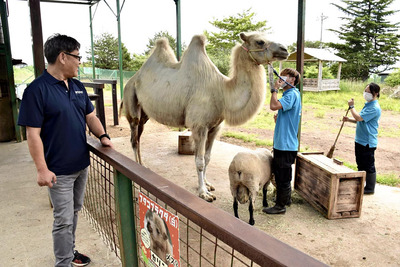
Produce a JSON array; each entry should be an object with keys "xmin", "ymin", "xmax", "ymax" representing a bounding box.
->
[
  {"xmin": 377, "ymin": 173, "xmax": 400, "ymax": 187},
  {"xmin": 222, "ymin": 131, "xmax": 273, "ymax": 147}
]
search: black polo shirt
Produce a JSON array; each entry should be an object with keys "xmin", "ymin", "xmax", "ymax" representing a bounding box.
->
[{"xmin": 18, "ymin": 70, "xmax": 94, "ymax": 175}]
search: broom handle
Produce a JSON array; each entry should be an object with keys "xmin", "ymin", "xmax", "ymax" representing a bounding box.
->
[{"xmin": 332, "ymin": 107, "xmax": 351, "ymax": 146}]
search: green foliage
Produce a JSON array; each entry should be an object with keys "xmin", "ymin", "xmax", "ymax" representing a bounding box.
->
[
  {"xmin": 328, "ymin": 0, "xmax": 400, "ymax": 80},
  {"xmin": 377, "ymin": 173, "xmax": 400, "ymax": 187},
  {"xmin": 384, "ymin": 68, "xmax": 400, "ymax": 87},
  {"xmin": 130, "ymin": 53, "xmax": 149, "ymax": 72},
  {"xmin": 303, "ymin": 65, "xmax": 335, "ymax": 79},
  {"xmin": 287, "ymin": 40, "xmax": 328, "ymax": 53},
  {"xmin": 204, "ymin": 8, "xmax": 270, "ymax": 75},
  {"xmin": 13, "ymin": 66, "xmax": 35, "ymax": 84},
  {"xmin": 86, "ymin": 33, "xmax": 133, "ymax": 70},
  {"xmin": 144, "ymin": 31, "xmax": 183, "ymax": 56}
]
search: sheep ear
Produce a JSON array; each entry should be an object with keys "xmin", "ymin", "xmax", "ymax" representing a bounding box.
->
[{"xmin": 240, "ymin": 32, "xmax": 248, "ymax": 42}]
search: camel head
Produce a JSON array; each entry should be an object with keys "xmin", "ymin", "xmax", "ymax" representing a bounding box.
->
[{"xmin": 240, "ymin": 32, "xmax": 288, "ymax": 65}]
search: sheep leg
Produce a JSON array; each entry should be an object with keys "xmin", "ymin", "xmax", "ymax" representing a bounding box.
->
[
  {"xmin": 249, "ymin": 198, "xmax": 255, "ymax": 225},
  {"xmin": 233, "ymin": 197, "xmax": 239, "ymax": 218},
  {"xmin": 262, "ymin": 182, "xmax": 269, "ymax": 207},
  {"xmin": 192, "ymin": 126, "xmax": 216, "ymax": 202}
]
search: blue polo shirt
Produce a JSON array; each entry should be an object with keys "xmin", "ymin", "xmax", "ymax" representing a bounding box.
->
[
  {"xmin": 355, "ymin": 100, "xmax": 381, "ymax": 148},
  {"xmin": 18, "ymin": 70, "xmax": 94, "ymax": 175},
  {"xmin": 273, "ymin": 88, "xmax": 302, "ymax": 151}
]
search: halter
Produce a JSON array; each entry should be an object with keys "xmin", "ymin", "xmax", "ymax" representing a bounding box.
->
[
  {"xmin": 241, "ymin": 45, "xmax": 269, "ymax": 65},
  {"xmin": 268, "ymin": 63, "xmax": 296, "ymax": 89}
]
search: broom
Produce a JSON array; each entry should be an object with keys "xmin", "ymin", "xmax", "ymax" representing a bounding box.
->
[{"xmin": 327, "ymin": 107, "xmax": 351, "ymax": 158}]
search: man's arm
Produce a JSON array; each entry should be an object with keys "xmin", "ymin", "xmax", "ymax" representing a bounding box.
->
[
  {"xmin": 86, "ymin": 111, "xmax": 113, "ymax": 148},
  {"xmin": 26, "ymin": 126, "xmax": 57, "ymax": 187}
]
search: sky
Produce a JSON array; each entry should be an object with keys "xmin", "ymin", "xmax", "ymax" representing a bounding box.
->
[{"xmin": 6, "ymin": 0, "xmax": 400, "ymax": 66}]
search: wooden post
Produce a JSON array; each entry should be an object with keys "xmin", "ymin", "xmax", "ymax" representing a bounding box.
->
[
  {"xmin": 28, "ymin": 0, "xmax": 45, "ymax": 78},
  {"xmin": 337, "ymin": 62, "xmax": 342, "ymax": 80},
  {"xmin": 317, "ymin": 60, "xmax": 323, "ymax": 92}
]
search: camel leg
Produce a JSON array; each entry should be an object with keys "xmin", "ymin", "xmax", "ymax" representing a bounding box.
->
[
  {"xmin": 136, "ymin": 108, "xmax": 149, "ymax": 164},
  {"xmin": 192, "ymin": 126, "xmax": 216, "ymax": 202},
  {"xmin": 203, "ymin": 124, "xmax": 221, "ymax": 192}
]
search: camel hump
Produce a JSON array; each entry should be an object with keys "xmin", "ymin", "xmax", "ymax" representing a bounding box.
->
[
  {"xmin": 155, "ymin": 38, "xmax": 170, "ymax": 49},
  {"xmin": 152, "ymin": 37, "xmax": 178, "ymax": 66},
  {"xmin": 189, "ymin": 34, "xmax": 207, "ymax": 48}
]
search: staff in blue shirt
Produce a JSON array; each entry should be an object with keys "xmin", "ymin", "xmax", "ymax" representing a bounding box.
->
[
  {"xmin": 263, "ymin": 68, "xmax": 301, "ymax": 215},
  {"xmin": 343, "ymin": 83, "xmax": 381, "ymax": 194},
  {"xmin": 18, "ymin": 34, "xmax": 113, "ymax": 267}
]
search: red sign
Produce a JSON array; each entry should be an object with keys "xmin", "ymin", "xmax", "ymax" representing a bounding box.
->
[{"xmin": 139, "ymin": 192, "xmax": 180, "ymax": 267}]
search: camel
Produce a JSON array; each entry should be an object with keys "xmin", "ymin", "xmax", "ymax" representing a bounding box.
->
[{"xmin": 121, "ymin": 32, "xmax": 288, "ymax": 202}]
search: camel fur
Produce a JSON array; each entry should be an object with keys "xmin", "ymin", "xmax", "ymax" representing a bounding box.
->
[
  {"xmin": 121, "ymin": 32, "xmax": 288, "ymax": 202},
  {"xmin": 228, "ymin": 148, "xmax": 274, "ymax": 225}
]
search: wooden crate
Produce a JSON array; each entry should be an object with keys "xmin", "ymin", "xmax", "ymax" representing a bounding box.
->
[
  {"xmin": 294, "ymin": 152, "xmax": 366, "ymax": 219},
  {"xmin": 178, "ymin": 130, "xmax": 195, "ymax": 155}
]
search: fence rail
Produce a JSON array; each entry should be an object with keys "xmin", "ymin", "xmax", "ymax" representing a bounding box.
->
[{"xmin": 84, "ymin": 136, "xmax": 327, "ymax": 267}]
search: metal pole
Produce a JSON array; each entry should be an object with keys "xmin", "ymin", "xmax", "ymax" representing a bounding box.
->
[
  {"xmin": 174, "ymin": 0, "xmax": 182, "ymax": 61},
  {"xmin": 116, "ymin": 0, "xmax": 124, "ymax": 99},
  {"xmin": 89, "ymin": 5, "xmax": 95, "ymax": 80},
  {"xmin": 1, "ymin": 0, "xmax": 22, "ymax": 141},
  {"xmin": 296, "ymin": 0, "xmax": 306, "ymax": 150},
  {"xmin": 114, "ymin": 170, "xmax": 138, "ymax": 267}
]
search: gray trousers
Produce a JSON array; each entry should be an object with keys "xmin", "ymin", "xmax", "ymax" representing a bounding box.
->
[{"xmin": 48, "ymin": 167, "xmax": 88, "ymax": 267}]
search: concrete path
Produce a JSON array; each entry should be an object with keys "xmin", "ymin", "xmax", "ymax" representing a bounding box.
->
[{"xmin": 0, "ymin": 141, "xmax": 121, "ymax": 267}]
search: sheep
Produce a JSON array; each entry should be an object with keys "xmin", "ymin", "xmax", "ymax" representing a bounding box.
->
[{"xmin": 228, "ymin": 148, "xmax": 274, "ymax": 225}]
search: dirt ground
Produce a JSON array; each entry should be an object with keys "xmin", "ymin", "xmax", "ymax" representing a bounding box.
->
[{"xmin": 104, "ymin": 102, "xmax": 400, "ymax": 266}]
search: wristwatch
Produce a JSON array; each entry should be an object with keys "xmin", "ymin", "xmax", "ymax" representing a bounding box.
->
[
  {"xmin": 270, "ymin": 88, "xmax": 278, "ymax": 93},
  {"xmin": 99, "ymin": 133, "xmax": 111, "ymax": 141},
  {"xmin": 349, "ymin": 105, "xmax": 354, "ymax": 109}
]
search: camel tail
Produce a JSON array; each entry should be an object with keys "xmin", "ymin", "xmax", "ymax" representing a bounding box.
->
[{"xmin": 119, "ymin": 100, "xmax": 124, "ymax": 119}]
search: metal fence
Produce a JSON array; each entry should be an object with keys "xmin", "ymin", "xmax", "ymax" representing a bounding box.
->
[{"xmin": 83, "ymin": 136, "xmax": 326, "ymax": 267}]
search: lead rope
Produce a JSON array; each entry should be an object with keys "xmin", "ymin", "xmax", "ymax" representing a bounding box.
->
[{"xmin": 268, "ymin": 63, "xmax": 296, "ymax": 89}]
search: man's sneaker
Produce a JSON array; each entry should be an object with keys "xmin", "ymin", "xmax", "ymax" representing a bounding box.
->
[{"xmin": 72, "ymin": 250, "xmax": 91, "ymax": 266}]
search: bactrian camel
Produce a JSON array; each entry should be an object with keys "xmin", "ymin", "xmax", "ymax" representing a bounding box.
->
[{"xmin": 122, "ymin": 32, "xmax": 288, "ymax": 202}]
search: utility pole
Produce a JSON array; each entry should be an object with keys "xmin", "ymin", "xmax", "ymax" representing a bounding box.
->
[{"xmin": 319, "ymin": 13, "xmax": 328, "ymax": 47}]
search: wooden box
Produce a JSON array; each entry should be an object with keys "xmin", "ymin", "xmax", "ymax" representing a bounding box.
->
[
  {"xmin": 178, "ymin": 130, "xmax": 195, "ymax": 155},
  {"xmin": 294, "ymin": 152, "xmax": 366, "ymax": 219}
]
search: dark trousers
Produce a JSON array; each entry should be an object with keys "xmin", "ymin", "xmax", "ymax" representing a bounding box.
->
[
  {"xmin": 355, "ymin": 142, "xmax": 376, "ymax": 174},
  {"xmin": 272, "ymin": 149, "xmax": 297, "ymax": 189}
]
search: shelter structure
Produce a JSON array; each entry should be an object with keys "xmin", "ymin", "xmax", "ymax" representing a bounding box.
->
[{"xmin": 287, "ymin": 48, "xmax": 347, "ymax": 92}]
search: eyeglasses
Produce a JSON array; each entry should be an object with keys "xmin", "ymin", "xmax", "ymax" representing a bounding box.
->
[{"xmin": 63, "ymin": 51, "xmax": 82, "ymax": 61}]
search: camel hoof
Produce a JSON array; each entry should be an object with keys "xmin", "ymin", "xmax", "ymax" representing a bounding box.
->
[
  {"xmin": 206, "ymin": 183, "xmax": 215, "ymax": 191},
  {"xmin": 199, "ymin": 191, "xmax": 216, "ymax": 202}
]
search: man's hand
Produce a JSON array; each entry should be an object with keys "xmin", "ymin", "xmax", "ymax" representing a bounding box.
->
[
  {"xmin": 37, "ymin": 169, "xmax": 57, "ymax": 188},
  {"xmin": 274, "ymin": 113, "xmax": 278, "ymax": 123},
  {"xmin": 100, "ymin": 137, "xmax": 114, "ymax": 149}
]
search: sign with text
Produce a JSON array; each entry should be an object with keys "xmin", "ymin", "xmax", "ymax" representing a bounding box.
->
[{"xmin": 139, "ymin": 192, "xmax": 180, "ymax": 267}]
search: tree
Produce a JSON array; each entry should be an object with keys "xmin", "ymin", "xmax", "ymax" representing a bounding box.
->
[
  {"xmin": 144, "ymin": 31, "xmax": 184, "ymax": 56},
  {"xmin": 204, "ymin": 8, "xmax": 270, "ymax": 75},
  {"xmin": 86, "ymin": 33, "xmax": 134, "ymax": 70},
  {"xmin": 287, "ymin": 40, "xmax": 327, "ymax": 53},
  {"xmin": 328, "ymin": 0, "xmax": 400, "ymax": 80}
]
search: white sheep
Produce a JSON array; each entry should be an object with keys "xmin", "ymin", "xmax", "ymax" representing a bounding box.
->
[{"xmin": 228, "ymin": 148, "xmax": 274, "ymax": 225}]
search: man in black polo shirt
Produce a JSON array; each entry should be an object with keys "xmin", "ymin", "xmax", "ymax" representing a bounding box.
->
[{"xmin": 18, "ymin": 34, "xmax": 113, "ymax": 267}]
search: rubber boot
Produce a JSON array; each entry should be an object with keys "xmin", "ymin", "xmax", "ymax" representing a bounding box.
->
[
  {"xmin": 364, "ymin": 172, "xmax": 376, "ymax": 195},
  {"xmin": 263, "ymin": 187, "xmax": 291, "ymax": 214}
]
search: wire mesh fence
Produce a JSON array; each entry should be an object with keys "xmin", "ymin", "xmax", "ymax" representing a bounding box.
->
[
  {"xmin": 83, "ymin": 152, "xmax": 261, "ymax": 266},
  {"xmin": 83, "ymin": 136, "xmax": 325, "ymax": 267}
]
